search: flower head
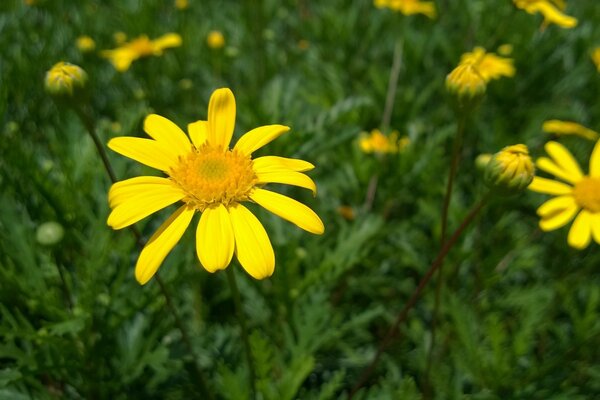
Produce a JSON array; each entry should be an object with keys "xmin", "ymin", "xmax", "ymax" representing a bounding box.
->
[
  {"xmin": 528, "ymin": 140, "xmax": 600, "ymax": 249},
  {"xmin": 374, "ymin": 0, "xmax": 436, "ymax": 18},
  {"xmin": 359, "ymin": 129, "xmax": 404, "ymax": 154},
  {"xmin": 76, "ymin": 35, "xmax": 96, "ymax": 53},
  {"xmin": 207, "ymin": 31, "xmax": 225, "ymax": 49},
  {"xmin": 175, "ymin": 0, "xmax": 188, "ymax": 10},
  {"xmin": 513, "ymin": 0, "xmax": 577, "ymax": 29},
  {"xmin": 107, "ymin": 88, "xmax": 324, "ymax": 284},
  {"xmin": 485, "ymin": 144, "xmax": 535, "ymax": 193},
  {"xmin": 543, "ymin": 120, "xmax": 599, "ymax": 141},
  {"xmin": 459, "ymin": 47, "xmax": 515, "ymax": 82},
  {"xmin": 446, "ymin": 63, "xmax": 486, "ymax": 99},
  {"xmin": 592, "ymin": 47, "xmax": 600, "ymax": 73},
  {"xmin": 44, "ymin": 62, "xmax": 87, "ymax": 96},
  {"xmin": 101, "ymin": 33, "xmax": 182, "ymax": 72}
]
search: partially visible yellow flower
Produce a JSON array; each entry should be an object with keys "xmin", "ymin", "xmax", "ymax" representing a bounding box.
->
[
  {"xmin": 497, "ymin": 44, "xmax": 513, "ymax": 56},
  {"xmin": 337, "ymin": 205, "xmax": 356, "ymax": 221},
  {"xmin": 175, "ymin": 0, "xmax": 188, "ymax": 10},
  {"xmin": 460, "ymin": 47, "xmax": 515, "ymax": 82},
  {"xmin": 113, "ymin": 31, "xmax": 127, "ymax": 45},
  {"xmin": 592, "ymin": 47, "xmax": 600, "ymax": 73},
  {"xmin": 485, "ymin": 144, "xmax": 535, "ymax": 193},
  {"xmin": 207, "ymin": 31, "xmax": 225, "ymax": 49},
  {"xmin": 107, "ymin": 88, "xmax": 324, "ymax": 284},
  {"xmin": 528, "ymin": 140, "xmax": 600, "ymax": 249},
  {"xmin": 543, "ymin": 120, "xmax": 599, "ymax": 141},
  {"xmin": 513, "ymin": 0, "xmax": 577, "ymax": 29},
  {"xmin": 76, "ymin": 35, "xmax": 96, "ymax": 53},
  {"xmin": 359, "ymin": 129, "xmax": 401, "ymax": 154},
  {"xmin": 101, "ymin": 33, "xmax": 182, "ymax": 72},
  {"xmin": 446, "ymin": 63, "xmax": 486, "ymax": 99},
  {"xmin": 374, "ymin": 0, "xmax": 436, "ymax": 18},
  {"xmin": 44, "ymin": 62, "xmax": 87, "ymax": 96}
]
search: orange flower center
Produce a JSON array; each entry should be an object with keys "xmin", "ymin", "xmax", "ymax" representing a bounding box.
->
[
  {"xmin": 572, "ymin": 177, "xmax": 600, "ymax": 213},
  {"xmin": 168, "ymin": 144, "xmax": 257, "ymax": 211}
]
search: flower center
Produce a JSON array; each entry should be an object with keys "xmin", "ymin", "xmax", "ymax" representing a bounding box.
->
[
  {"xmin": 572, "ymin": 177, "xmax": 600, "ymax": 213},
  {"xmin": 169, "ymin": 144, "xmax": 257, "ymax": 211}
]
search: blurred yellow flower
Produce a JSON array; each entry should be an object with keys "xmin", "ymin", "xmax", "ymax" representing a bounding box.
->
[
  {"xmin": 44, "ymin": 61, "xmax": 87, "ymax": 96},
  {"xmin": 592, "ymin": 47, "xmax": 600, "ymax": 73},
  {"xmin": 460, "ymin": 47, "xmax": 515, "ymax": 82},
  {"xmin": 374, "ymin": 0, "xmax": 436, "ymax": 18},
  {"xmin": 543, "ymin": 120, "xmax": 599, "ymax": 141},
  {"xmin": 528, "ymin": 140, "xmax": 600, "ymax": 249},
  {"xmin": 359, "ymin": 129, "xmax": 405, "ymax": 154},
  {"xmin": 485, "ymin": 144, "xmax": 535, "ymax": 192},
  {"xmin": 513, "ymin": 0, "xmax": 577, "ymax": 29},
  {"xmin": 175, "ymin": 0, "xmax": 188, "ymax": 10},
  {"xmin": 113, "ymin": 31, "xmax": 127, "ymax": 45},
  {"xmin": 107, "ymin": 88, "xmax": 324, "ymax": 284},
  {"xmin": 497, "ymin": 44, "xmax": 513, "ymax": 56},
  {"xmin": 101, "ymin": 33, "xmax": 182, "ymax": 72},
  {"xmin": 76, "ymin": 35, "xmax": 96, "ymax": 53},
  {"xmin": 337, "ymin": 205, "xmax": 356, "ymax": 221},
  {"xmin": 207, "ymin": 30, "xmax": 225, "ymax": 49},
  {"xmin": 446, "ymin": 64, "xmax": 486, "ymax": 99}
]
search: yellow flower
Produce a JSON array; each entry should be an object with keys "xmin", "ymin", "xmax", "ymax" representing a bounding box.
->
[
  {"xmin": 374, "ymin": 0, "xmax": 436, "ymax": 18},
  {"xmin": 543, "ymin": 120, "xmax": 599, "ymax": 141},
  {"xmin": 44, "ymin": 62, "xmax": 87, "ymax": 96},
  {"xmin": 175, "ymin": 0, "xmax": 188, "ymax": 10},
  {"xmin": 528, "ymin": 140, "xmax": 600, "ymax": 249},
  {"xmin": 513, "ymin": 0, "xmax": 577, "ymax": 29},
  {"xmin": 460, "ymin": 47, "xmax": 515, "ymax": 82},
  {"xmin": 359, "ymin": 129, "xmax": 400, "ymax": 154},
  {"xmin": 101, "ymin": 33, "xmax": 182, "ymax": 72},
  {"xmin": 113, "ymin": 31, "xmax": 127, "ymax": 45},
  {"xmin": 446, "ymin": 63, "xmax": 486, "ymax": 99},
  {"xmin": 107, "ymin": 88, "xmax": 324, "ymax": 284},
  {"xmin": 497, "ymin": 44, "xmax": 514, "ymax": 56},
  {"xmin": 337, "ymin": 205, "xmax": 356, "ymax": 221},
  {"xmin": 592, "ymin": 47, "xmax": 600, "ymax": 73},
  {"xmin": 76, "ymin": 35, "xmax": 96, "ymax": 53},
  {"xmin": 207, "ymin": 30, "xmax": 225, "ymax": 49},
  {"xmin": 485, "ymin": 144, "xmax": 535, "ymax": 192}
]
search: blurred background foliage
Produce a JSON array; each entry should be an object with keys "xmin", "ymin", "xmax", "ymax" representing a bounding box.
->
[{"xmin": 1, "ymin": 0, "xmax": 600, "ymax": 398}]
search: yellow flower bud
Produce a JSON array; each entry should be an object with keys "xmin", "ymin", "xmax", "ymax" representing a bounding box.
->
[
  {"xmin": 76, "ymin": 35, "xmax": 96, "ymax": 53},
  {"xmin": 485, "ymin": 144, "xmax": 535, "ymax": 193},
  {"xmin": 44, "ymin": 62, "xmax": 87, "ymax": 97},
  {"xmin": 207, "ymin": 30, "xmax": 225, "ymax": 49},
  {"xmin": 446, "ymin": 63, "xmax": 486, "ymax": 99}
]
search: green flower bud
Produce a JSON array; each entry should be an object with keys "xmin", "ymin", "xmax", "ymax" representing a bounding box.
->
[
  {"xmin": 44, "ymin": 62, "xmax": 87, "ymax": 97},
  {"xmin": 36, "ymin": 221, "xmax": 65, "ymax": 246},
  {"xmin": 475, "ymin": 153, "xmax": 492, "ymax": 171},
  {"xmin": 485, "ymin": 144, "xmax": 535, "ymax": 193}
]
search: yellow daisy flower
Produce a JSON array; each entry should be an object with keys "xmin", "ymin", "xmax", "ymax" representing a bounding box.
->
[
  {"xmin": 528, "ymin": 140, "xmax": 600, "ymax": 249},
  {"xmin": 359, "ymin": 129, "xmax": 401, "ymax": 154},
  {"xmin": 446, "ymin": 63, "xmax": 486, "ymax": 99},
  {"xmin": 107, "ymin": 88, "xmax": 324, "ymax": 284},
  {"xmin": 76, "ymin": 35, "xmax": 96, "ymax": 53},
  {"xmin": 207, "ymin": 30, "xmax": 225, "ymax": 49},
  {"xmin": 543, "ymin": 120, "xmax": 599, "ymax": 141},
  {"xmin": 374, "ymin": 0, "xmax": 436, "ymax": 18},
  {"xmin": 592, "ymin": 47, "xmax": 600, "ymax": 73},
  {"xmin": 513, "ymin": 0, "xmax": 577, "ymax": 29},
  {"xmin": 459, "ymin": 47, "xmax": 515, "ymax": 82},
  {"xmin": 101, "ymin": 33, "xmax": 182, "ymax": 72}
]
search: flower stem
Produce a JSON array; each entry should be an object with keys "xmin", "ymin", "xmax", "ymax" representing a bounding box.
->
[
  {"xmin": 381, "ymin": 38, "xmax": 404, "ymax": 132},
  {"xmin": 226, "ymin": 267, "xmax": 257, "ymax": 399},
  {"xmin": 348, "ymin": 192, "xmax": 490, "ymax": 398},
  {"xmin": 73, "ymin": 105, "xmax": 214, "ymax": 399}
]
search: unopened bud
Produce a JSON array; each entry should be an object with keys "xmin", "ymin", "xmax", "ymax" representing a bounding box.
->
[
  {"xmin": 36, "ymin": 221, "xmax": 65, "ymax": 246},
  {"xmin": 44, "ymin": 62, "xmax": 87, "ymax": 97},
  {"xmin": 485, "ymin": 144, "xmax": 534, "ymax": 193},
  {"xmin": 475, "ymin": 153, "xmax": 492, "ymax": 171}
]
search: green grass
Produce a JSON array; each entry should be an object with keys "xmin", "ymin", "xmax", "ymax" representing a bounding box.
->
[{"xmin": 2, "ymin": 0, "xmax": 600, "ymax": 398}]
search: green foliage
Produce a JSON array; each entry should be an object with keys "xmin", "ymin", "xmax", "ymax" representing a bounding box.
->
[{"xmin": 2, "ymin": 0, "xmax": 600, "ymax": 398}]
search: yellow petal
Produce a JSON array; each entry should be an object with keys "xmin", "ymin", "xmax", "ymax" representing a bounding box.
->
[
  {"xmin": 135, "ymin": 206, "xmax": 195, "ymax": 284},
  {"xmin": 144, "ymin": 114, "xmax": 191, "ymax": 157},
  {"xmin": 228, "ymin": 204, "xmax": 274, "ymax": 279},
  {"xmin": 539, "ymin": 204, "xmax": 579, "ymax": 231},
  {"xmin": 528, "ymin": 176, "xmax": 572, "ymax": 195},
  {"xmin": 544, "ymin": 141, "xmax": 583, "ymax": 180},
  {"xmin": 196, "ymin": 204, "xmax": 234, "ymax": 273},
  {"xmin": 536, "ymin": 157, "xmax": 578, "ymax": 184},
  {"xmin": 108, "ymin": 176, "xmax": 182, "ymax": 208},
  {"xmin": 250, "ymin": 188, "xmax": 324, "ymax": 234},
  {"xmin": 234, "ymin": 125, "xmax": 290, "ymax": 156},
  {"xmin": 252, "ymin": 156, "xmax": 315, "ymax": 172},
  {"xmin": 107, "ymin": 182, "xmax": 185, "ymax": 229},
  {"xmin": 188, "ymin": 120, "xmax": 208, "ymax": 148},
  {"xmin": 108, "ymin": 137, "xmax": 178, "ymax": 172},
  {"xmin": 591, "ymin": 213, "xmax": 600, "ymax": 244},
  {"xmin": 207, "ymin": 88, "xmax": 236, "ymax": 148},
  {"xmin": 589, "ymin": 140, "xmax": 600, "ymax": 178},
  {"xmin": 151, "ymin": 33, "xmax": 182, "ymax": 53},
  {"xmin": 101, "ymin": 48, "xmax": 136, "ymax": 72},
  {"xmin": 567, "ymin": 210, "xmax": 592, "ymax": 249},
  {"xmin": 537, "ymin": 195, "xmax": 576, "ymax": 218},
  {"xmin": 255, "ymin": 170, "xmax": 317, "ymax": 195}
]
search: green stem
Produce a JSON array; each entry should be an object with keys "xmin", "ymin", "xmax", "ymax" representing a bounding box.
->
[
  {"xmin": 381, "ymin": 38, "xmax": 404, "ymax": 132},
  {"xmin": 226, "ymin": 267, "xmax": 257, "ymax": 399},
  {"xmin": 348, "ymin": 192, "xmax": 491, "ymax": 398},
  {"xmin": 73, "ymin": 105, "xmax": 214, "ymax": 399}
]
